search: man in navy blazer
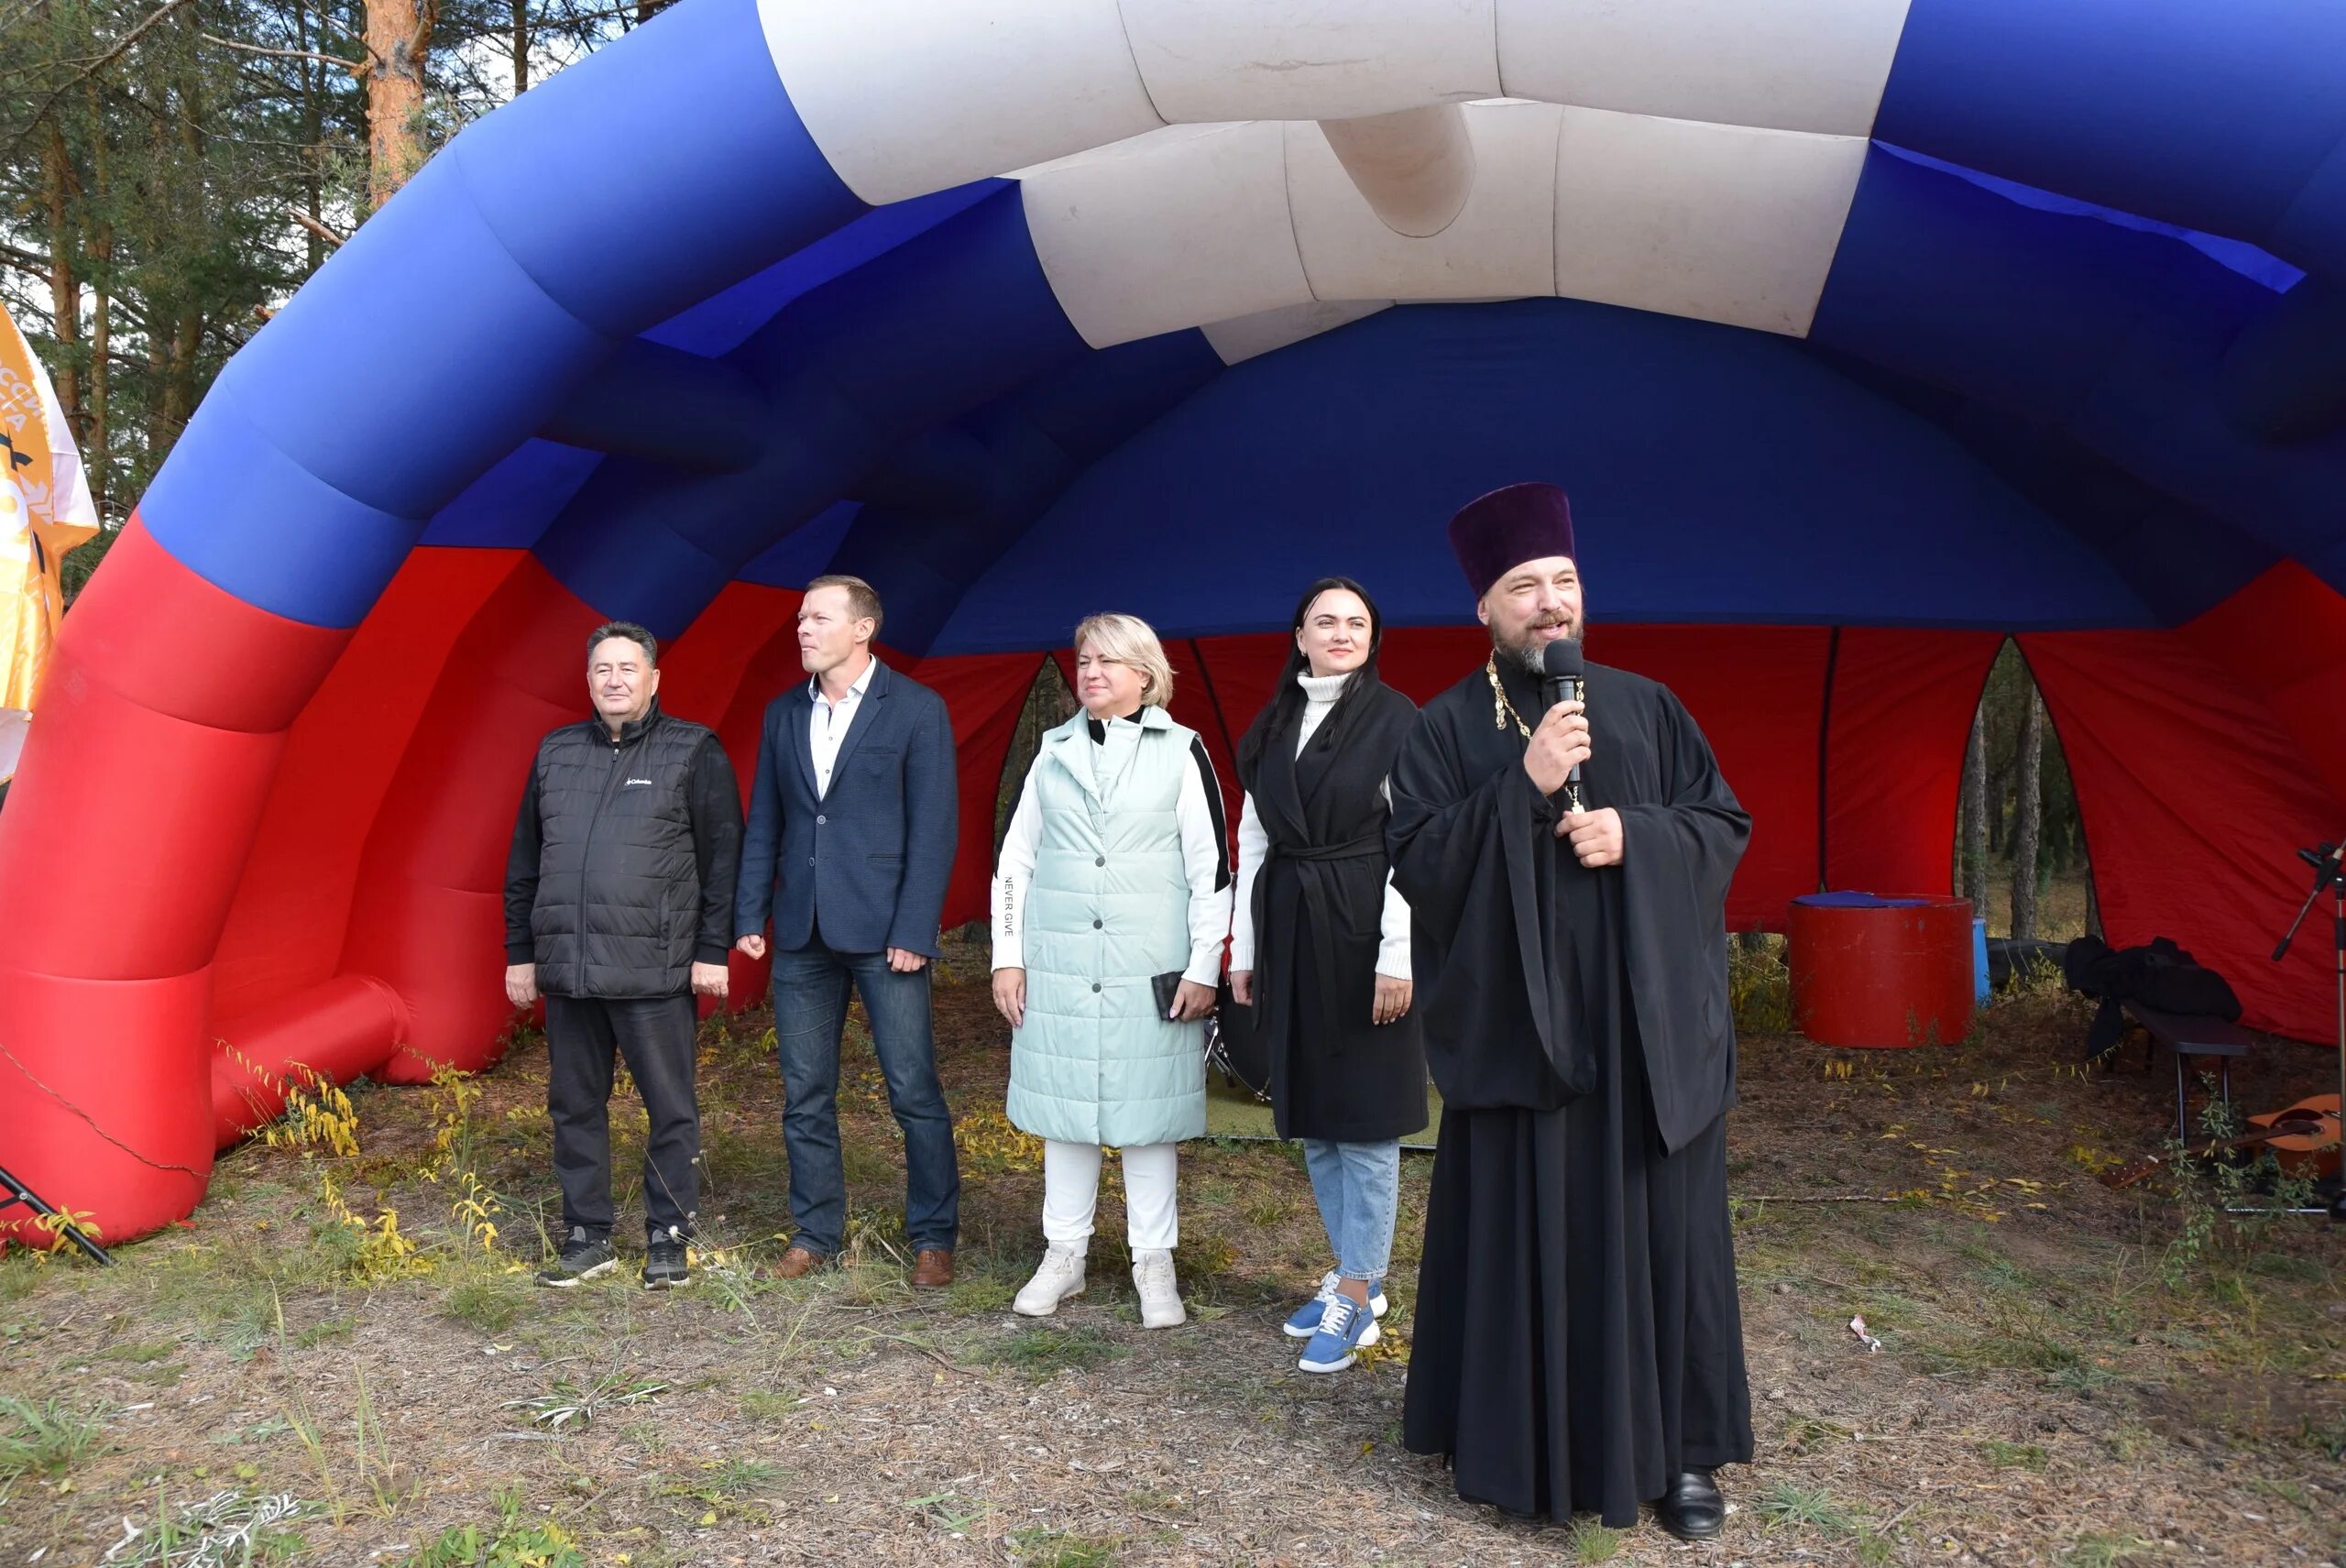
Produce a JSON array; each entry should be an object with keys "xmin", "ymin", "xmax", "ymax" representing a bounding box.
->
[{"xmin": 734, "ymin": 575, "xmax": 962, "ymax": 1285}]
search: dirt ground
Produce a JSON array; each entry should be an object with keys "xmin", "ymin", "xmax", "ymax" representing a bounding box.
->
[{"xmin": 4, "ymin": 934, "xmax": 2343, "ymax": 1568}]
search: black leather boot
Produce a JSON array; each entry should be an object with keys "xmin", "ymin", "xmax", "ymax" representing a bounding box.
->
[{"xmin": 1654, "ymin": 1468, "xmax": 1725, "ymax": 1540}]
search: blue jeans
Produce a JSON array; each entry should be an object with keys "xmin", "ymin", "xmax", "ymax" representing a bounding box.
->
[
  {"xmin": 772, "ymin": 938, "xmax": 959, "ymax": 1255},
  {"xmin": 1301, "ymin": 1138, "xmax": 1400, "ymax": 1283}
]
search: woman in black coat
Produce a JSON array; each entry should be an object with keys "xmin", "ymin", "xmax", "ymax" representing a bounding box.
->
[{"xmin": 1228, "ymin": 577, "xmax": 1426, "ymax": 1375}]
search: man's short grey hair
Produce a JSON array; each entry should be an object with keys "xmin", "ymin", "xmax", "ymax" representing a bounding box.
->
[{"xmin": 587, "ymin": 620, "xmax": 658, "ymax": 665}]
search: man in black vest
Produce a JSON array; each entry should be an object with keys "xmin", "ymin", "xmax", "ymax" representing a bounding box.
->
[
  {"xmin": 505, "ymin": 621, "xmax": 743, "ymax": 1290},
  {"xmin": 734, "ymin": 576, "xmax": 961, "ymax": 1286}
]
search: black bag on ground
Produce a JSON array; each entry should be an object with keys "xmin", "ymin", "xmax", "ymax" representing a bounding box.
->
[{"xmin": 2062, "ymin": 934, "xmax": 2243, "ymax": 1061}]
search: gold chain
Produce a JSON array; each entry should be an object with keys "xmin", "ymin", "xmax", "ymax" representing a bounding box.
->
[{"xmin": 1485, "ymin": 654, "xmax": 1532, "ymax": 740}]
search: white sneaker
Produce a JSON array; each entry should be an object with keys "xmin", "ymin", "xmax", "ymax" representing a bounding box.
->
[
  {"xmin": 1013, "ymin": 1243, "xmax": 1087, "ymax": 1317},
  {"xmin": 1132, "ymin": 1248, "xmax": 1186, "ymax": 1330}
]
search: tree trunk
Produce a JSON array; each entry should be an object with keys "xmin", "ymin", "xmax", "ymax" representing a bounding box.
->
[
  {"xmin": 296, "ymin": 0, "xmax": 326, "ymax": 273},
  {"xmin": 1960, "ymin": 704, "xmax": 1988, "ymax": 912},
  {"xmin": 160, "ymin": 312, "xmax": 202, "ymax": 440},
  {"xmin": 365, "ymin": 0, "xmax": 440, "ymax": 210},
  {"xmin": 510, "ymin": 0, "xmax": 530, "ymax": 93},
  {"xmin": 83, "ymin": 84, "xmax": 111, "ymax": 519},
  {"xmin": 2010, "ymin": 688, "xmax": 2045, "ymax": 941},
  {"xmin": 41, "ymin": 120, "xmax": 82, "ymax": 434}
]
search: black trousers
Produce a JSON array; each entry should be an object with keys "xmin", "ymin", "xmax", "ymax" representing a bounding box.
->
[{"xmin": 543, "ymin": 992, "xmax": 701, "ymax": 1240}]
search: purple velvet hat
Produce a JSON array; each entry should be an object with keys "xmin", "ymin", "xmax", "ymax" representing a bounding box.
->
[{"xmin": 1448, "ymin": 482, "xmax": 1577, "ymax": 599}]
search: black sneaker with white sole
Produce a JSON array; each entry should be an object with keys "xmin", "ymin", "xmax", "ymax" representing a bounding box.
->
[
  {"xmin": 642, "ymin": 1231, "xmax": 688, "ymax": 1290},
  {"xmin": 536, "ymin": 1225, "xmax": 616, "ymax": 1288}
]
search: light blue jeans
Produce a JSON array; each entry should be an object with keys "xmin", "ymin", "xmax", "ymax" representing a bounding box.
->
[{"xmin": 1300, "ymin": 1138, "xmax": 1400, "ymax": 1284}]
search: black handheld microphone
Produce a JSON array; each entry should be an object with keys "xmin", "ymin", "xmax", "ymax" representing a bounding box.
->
[{"xmin": 1540, "ymin": 639, "xmax": 1584, "ymax": 810}]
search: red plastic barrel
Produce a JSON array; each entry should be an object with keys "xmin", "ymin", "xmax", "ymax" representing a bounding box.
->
[{"xmin": 1787, "ymin": 894, "xmax": 1976, "ymax": 1049}]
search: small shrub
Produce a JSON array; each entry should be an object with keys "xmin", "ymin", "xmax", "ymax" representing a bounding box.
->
[
  {"xmin": 0, "ymin": 1395, "xmax": 110, "ymax": 1479},
  {"xmin": 986, "ymin": 1324, "xmax": 1131, "ymax": 1381},
  {"xmin": 1753, "ymin": 1480, "xmax": 1859, "ymax": 1535},
  {"xmin": 444, "ymin": 1275, "xmax": 529, "ymax": 1332},
  {"xmin": 1006, "ymin": 1528, "xmax": 1116, "ymax": 1567},
  {"xmin": 1979, "ymin": 1440, "xmax": 2049, "ymax": 1470}
]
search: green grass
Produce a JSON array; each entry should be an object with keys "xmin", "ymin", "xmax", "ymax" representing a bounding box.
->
[
  {"xmin": 1006, "ymin": 1527, "xmax": 1117, "ymax": 1567},
  {"xmin": 984, "ymin": 1324, "xmax": 1131, "ymax": 1381},
  {"xmin": 737, "ymin": 1389, "xmax": 802, "ymax": 1425},
  {"xmin": 1978, "ymin": 1439, "xmax": 2049, "ymax": 1470},
  {"xmin": 2299, "ymin": 1412, "xmax": 2346, "ymax": 1460},
  {"xmin": 2064, "ymin": 1531, "xmax": 2154, "ymax": 1567},
  {"xmin": 690, "ymin": 1457, "xmax": 784, "ymax": 1499},
  {"xmin": 1565, "ymin": 1517, "xmax": 1626, "ymax": 1562},
  {"xmin": 1752, "ymin": 1480, "xmax": 1861, "ymax": 1535},
  {"xmin": 0, "ymin": 1395, "xmax": 111, "ymax": 1480},
  {"xmin": 444, "ymin": 1274, "xmax": 531, "ymax": 1332}
]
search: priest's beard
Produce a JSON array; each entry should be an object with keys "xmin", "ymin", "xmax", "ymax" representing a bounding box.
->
[{"xmin": 1494, "ymin": 614, "xmax": 1584, "ymax": 676}]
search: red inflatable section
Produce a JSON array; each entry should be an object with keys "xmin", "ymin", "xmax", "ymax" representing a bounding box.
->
[
  {"xmin": 0, "ymin": 519, "xmax": 352, "ymax": 1241},
  {"xmin": 2178, "ymin": 562, "xmax": 2346, "ymax": 806},
  {"xmin": 1823, "ymin": 630, "xmax": 2004, "ymax": 897},
  {"xmin": 2022, "ymin": 629, "xmax": 2342, "ymax": 1038},
  {"xmin": 14, "ymin": 532, "xmax": 2346, "ymax": 1248},
  {"xmin": 1183, "ymin": 625, "xmax": 1989, "ymax": 934}
]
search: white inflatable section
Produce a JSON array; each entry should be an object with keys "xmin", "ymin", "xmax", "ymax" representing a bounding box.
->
[
  {"xmin": 1317, "ymin": 104, "xmax": 1478, "ymax": 237},
  {"xmin": 1201, "ymin": 300, "xmax": 1394, "ymax": 365},
  {"xmin": 1287, "ymin": 103, "xmax": 1559, "ymax": 302},
  {"xmin": 1497, "ymin": 0, "xmax": 1913, "ymax": 137},
  {"xmin": 758, "ymin": 0, "xmax": 1164, "ymax": 205},
  {"xmin": 1022, "ymin": 123, "xmax": 1313, "ymax": 346},
  {"xmin": 1023, "ymin": 104, "xmax": 1868, "ymax": 346},
  {"xmin": 762, "ymin": 0, "xmax": 1910, "ymax": 204},
  {"xmin": 1553, "ymin": 111, "xmax": 1868, "ymax": 334},
  {"xmin": 1120, "ymin": 0, "xmax": 1498, "ymax": 123}
]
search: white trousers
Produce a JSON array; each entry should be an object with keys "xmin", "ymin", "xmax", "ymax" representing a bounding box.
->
[{"xmin": 1042, "ymin": 1140, "xmax": 1179, "ymax": 1252}]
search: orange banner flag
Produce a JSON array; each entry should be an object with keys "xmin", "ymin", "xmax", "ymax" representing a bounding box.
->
[{"xmin": 1, "ymin": 302, "xmax": 102, "ymax": 759}]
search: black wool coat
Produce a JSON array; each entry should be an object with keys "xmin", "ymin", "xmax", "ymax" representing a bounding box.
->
[{"xmin": 1242, "ymin": 678, "xmax": 1429, "ymax": 1142}]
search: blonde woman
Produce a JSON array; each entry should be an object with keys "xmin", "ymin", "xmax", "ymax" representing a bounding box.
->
[{"xmin": 990, "ymin": 615, "xmax": 1233, "ymax": 1329}]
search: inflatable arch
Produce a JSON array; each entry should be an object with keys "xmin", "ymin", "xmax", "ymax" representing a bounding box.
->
[{"xmin": 4, "ymin": 0, "xmax": 2345, "ymax": 1243}]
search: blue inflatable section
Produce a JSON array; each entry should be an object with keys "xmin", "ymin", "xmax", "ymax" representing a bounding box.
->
[
  {"xmin": 926, "ymin": 299, "xmax": 2159, "ymax": 653},
  {"xmin": 1877, "ymin": 0, "xmax": 2346, "ymax": 277},
  {"xmin": 126, "ymin": 0, "xmax": 2346, "ymax": 652}
]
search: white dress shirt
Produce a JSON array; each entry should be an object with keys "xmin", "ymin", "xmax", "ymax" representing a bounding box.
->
[{"xmin": 808, "ymin": 655, "xmax": 875, "ymax": 800}]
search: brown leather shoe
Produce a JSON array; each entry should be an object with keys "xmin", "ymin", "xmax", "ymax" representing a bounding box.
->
[
  {"xmin": 772, "ymin": 1245, "xmax": 826, "ymax": 1280},
  {"xmin": 910, "ymin": 1248, "xmax": 954, "ymax": 1288}
]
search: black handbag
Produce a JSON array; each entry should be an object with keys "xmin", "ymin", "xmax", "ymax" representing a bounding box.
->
[{"xmin": 1205, "ymin": 975, "xmax": 1271, "ymax": 1102}]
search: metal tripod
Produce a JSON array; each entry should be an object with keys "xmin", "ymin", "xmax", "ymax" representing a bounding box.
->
[
  {"xmin": 2269, "ymin": 838, "xmax": 2346, "ymax": 1221},
  {"xmin": 0, "ymin": 1163, "xmax": 113, "ymax": 1265}
]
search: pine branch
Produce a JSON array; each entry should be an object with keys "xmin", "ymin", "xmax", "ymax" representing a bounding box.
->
[
  {"xmin": 0, "ymin": 0, "xmax": 204, "ymax": 165},
  {"xmin": 0, "ymin": 239, "xmax": 52, "ymax": 277},
  {"xmin": 290, "ymin": 210, "xmax": 345, "ymax": 248},
  {"xmin": 202, "ymin": 32, "xmax": 367, "ymax": 75}
]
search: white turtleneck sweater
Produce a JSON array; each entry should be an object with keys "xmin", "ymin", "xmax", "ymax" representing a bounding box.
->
[{"xmin": 1228, "ymin": 670, "xmax": 1411, "ymax": 981}]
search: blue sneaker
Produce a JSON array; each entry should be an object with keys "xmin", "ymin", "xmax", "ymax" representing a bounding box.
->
[
  {"xmin": 1282, "ymin": 1271, "xmax": 1388, "ymax": 1340},
  {"xmin": 1298, "ymin": 1292, "xmax": 1375, "ymax": 1374}
]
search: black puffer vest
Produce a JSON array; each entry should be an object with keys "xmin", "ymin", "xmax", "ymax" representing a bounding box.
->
[{"xmin": 527, "ymin": 705, "xmax": 713, "ymax": 998}]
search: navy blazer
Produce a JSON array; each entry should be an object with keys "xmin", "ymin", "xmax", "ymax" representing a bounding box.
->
[{"xmin": 734, "ymin": 660, "xmax": 959, "ymax": 957}]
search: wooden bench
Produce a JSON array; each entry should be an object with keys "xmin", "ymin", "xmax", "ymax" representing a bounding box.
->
[{"xmin": 2120, "ymin": 1000, "xmax": 2255, "ymax": 1143}]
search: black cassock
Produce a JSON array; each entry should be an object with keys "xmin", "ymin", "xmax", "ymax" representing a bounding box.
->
[{"xmin": 1387, "ymin": 652, "xmax": 1753, "ymax": 1528}]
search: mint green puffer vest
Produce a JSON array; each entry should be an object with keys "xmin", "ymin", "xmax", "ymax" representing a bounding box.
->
[{"xmin": 1004, "ymin": 707, "xmax": 1208, "ymax": 1147}]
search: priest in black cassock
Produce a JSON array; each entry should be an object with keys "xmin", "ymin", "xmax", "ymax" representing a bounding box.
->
[{"xmin": 1389, "ymin": 482, "xmax": 1754, "ymax": 1539}]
